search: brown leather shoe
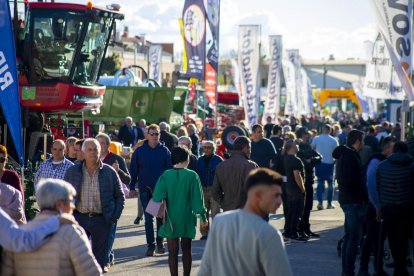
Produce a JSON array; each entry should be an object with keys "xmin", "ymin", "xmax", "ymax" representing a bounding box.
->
[
  {"xmin": 157, "ymin": 241, "xmax": 165, "ymax": 254},
  {"xmin": 146, "ymin": 245, "xmax": 156, "ymax": 256}
]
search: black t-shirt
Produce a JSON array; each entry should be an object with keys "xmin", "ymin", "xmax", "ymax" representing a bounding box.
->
[
  {"xmin": 264, "ymin": 123, "xmax": 274, "ymax": 138},
  {"xmin": 284, "ymin": 154, "xmax": 305, "ymax": 195}
]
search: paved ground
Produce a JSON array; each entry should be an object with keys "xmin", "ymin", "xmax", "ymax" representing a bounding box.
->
[{"xmin": 107, "ymin": 185, "xmax": 413, "ymax": 276}]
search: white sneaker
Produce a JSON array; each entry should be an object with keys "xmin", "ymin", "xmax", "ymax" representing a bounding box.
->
[{"xmin": 327, "ymin": 204, "xmax": 336, "ymax": 209}]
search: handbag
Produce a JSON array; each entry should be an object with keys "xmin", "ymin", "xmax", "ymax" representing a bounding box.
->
[{"xmin": 145, "ymin": 195, "xmax": 174, "ymax": 236}]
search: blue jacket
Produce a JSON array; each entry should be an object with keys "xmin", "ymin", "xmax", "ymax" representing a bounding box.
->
[
  {"xmin": 129, "ymin": 140, "xmax": 172, "ymax": 191},
  {"xmin": 196, "ymin": 154, "xmax": 223, "ymax": 187},
  {"xmin": 64, "ymin": 161, "xmax": 125, "ymax": 225}
]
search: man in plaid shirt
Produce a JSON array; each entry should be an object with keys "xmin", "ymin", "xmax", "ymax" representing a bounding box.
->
[
  {"xmin": 196, "ymin": 141, "xmax": 223, "ymax": 240},
  {"xmin": 34, "ymin": 140, "xmax": 73, "ymax": 190}
]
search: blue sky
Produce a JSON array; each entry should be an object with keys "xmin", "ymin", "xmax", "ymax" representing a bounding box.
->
[{"xmin": 29, "ymin": 0, "xmax": 377, "ymax": 60}]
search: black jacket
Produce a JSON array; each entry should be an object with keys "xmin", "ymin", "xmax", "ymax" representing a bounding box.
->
[
  {"xmin": 377, "ymin": 153, "xmax": 414, "ymax": 208},
  {"xmin": 118, "ymin": 124, "xmax": 135, "ymax": 147},
  {"xmin": 190, "ymin": 133, "xmax": 199, "ymax": 157},
  {"xmin": 160, "ymin": 130, "xmax": 175, "ymax": 152},
  {"xmin": 270, "ymin": 136, "xmax": 285, "ymax": 175},
  {"xmin": 333, "ymin": 145, "xmax": 368, "ymax": 205},
  {"xmin": 297, "ymin": 142, "xmax": 322, "ymax": 185},
  {"xmin": 188, "ymin": 154, "xmax": 198, "ymax": 172},
  {"xmin": 103, "ymin": 152, "xmax": 131, "ymax": 185},
  {"xmin": 134, "ymin": 127, "xmax": 145, "ymax": 142}
]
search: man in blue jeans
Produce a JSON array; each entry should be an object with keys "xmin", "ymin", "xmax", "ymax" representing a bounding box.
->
[
  {"xmin": 311, "ymin": 124, "xmax": 339, "ymax": 210},
  {"xmin": 332, "ymin": 130, "xmax": 368, "ymax": 276},
  {"xmin": 129, "ymin": 124, "xmax": 172, "ymax": 256}
]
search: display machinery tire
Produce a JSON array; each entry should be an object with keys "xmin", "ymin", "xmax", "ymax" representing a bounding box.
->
[
  {"xmin": 239, "ymin": 125, "xmax": 250, "ymax": 137},
  {"xmin": 222, "ymin": 125, "xmax": 245, "ymax": 150}
]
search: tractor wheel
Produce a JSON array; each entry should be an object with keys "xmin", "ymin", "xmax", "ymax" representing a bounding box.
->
[{"xmin": 222, "ymin": 125, "xmax": 245, "ymax": 150}]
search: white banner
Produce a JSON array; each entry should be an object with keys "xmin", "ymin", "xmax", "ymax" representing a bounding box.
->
[
  {"xmin": 262, "ymin": 35, "xmax": 282, "ymax": 124},
  {"xmin": 238, "ymin": 25, "xmax": 260, "ymax": 130},
  {"xmin": 149, "ymin": 45, "xmax": 162, "ymax": 86},
  {"xmin": 352, "ymin": 82, "xmax": 370, "ymax": 120},
  {"xmin": 230, "ymin": 58, "xmax": 243, "ymax": 106},
  {"xmin": 300, "ymin": 68, "xmax": 310, "ymax": 116},
  {"xmin": 369, "ymin": 0, "xmax": 414, "ymax": 101},
  {"xmin": 363, "ymin": 33, "xmax": 404, "ymax": 100},
  {"xmin": 287, "ymin": 49, "xmax": 301, "ymax": 117},
  {"xmin": 282, "ymin": 59, "xmax": 297, "ymax": 116}
]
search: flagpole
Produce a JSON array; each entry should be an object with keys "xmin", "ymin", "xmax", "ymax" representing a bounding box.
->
[{"xmin": 214, "ymin": 0, "xmax": 220, "ymax": 136}]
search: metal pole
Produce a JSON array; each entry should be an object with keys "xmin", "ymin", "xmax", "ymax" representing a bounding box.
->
[
  {"xmin": 214, "ymin": 0, "xmax": 221, "ymax": 138},
  {"xmin": 134, "ymin": 43, "xmax": 137, "ymax": 76},
  {"xmin": 43, "ymin": 133, "xmax": 47, "ymax": 160},
  {"xmin": 82, "ymin": 112, "xmax": 85, "ymax": 138}
]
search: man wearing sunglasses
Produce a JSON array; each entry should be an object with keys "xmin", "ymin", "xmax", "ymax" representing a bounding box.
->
[
  {"xmin": 196, "ymin": 141, "xmax": 223, "ymax": 240},
  {"xmin": 129, "ymin": 124, "xmax": 172, "ymax": 256},
  {"xmin": 34, "ymin": 140, "xmax": 74, "ymax": 190}
]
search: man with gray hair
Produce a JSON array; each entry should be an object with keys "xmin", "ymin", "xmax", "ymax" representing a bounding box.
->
[
  {"xmin": 187, "ymin": 124, "xmax": 199, "ymax": 157},
  {"xmin": 64, "ymin": 138, "xmax": 125, "ymax": 271},
  {"xmin": 166, "ymin": 124, "xmax": 179, "ymax": 146},
  {"xmin": 178, "ymin": 136, "xmax": 197, "ymax": 171},
  {"xmin": 118, "ymin": 116, "xmax": 135, "ymax": 147},
  {"xmin": 35, "ymin": 139, "xmax": 74, "ymax": 190},
  {"xmin": 196, "ymin": 140, "xmax": 223, "ymax": 239},
  {"xmin": 96, "ymin": 133, "xmax": 130, "ymax": 271},
  {"xmin": 159, "ymin": 122, "xmax": 175, "ymax": 152}
]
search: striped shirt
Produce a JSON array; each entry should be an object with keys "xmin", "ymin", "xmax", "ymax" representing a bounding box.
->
[
  {"xmin": 34, "ymin": 158, "xmax": 74, "ymax": 190},
  {"xmin": 76, "ymin": 162, "xmax": 102, "ymax": 214}
]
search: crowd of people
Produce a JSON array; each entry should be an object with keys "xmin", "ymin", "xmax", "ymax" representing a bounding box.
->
[{"xmin": 0, "ymin": 112, "xmax": 413, "ymax": 276}]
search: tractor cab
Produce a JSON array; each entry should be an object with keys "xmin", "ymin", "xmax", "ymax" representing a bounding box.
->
[{"xmin": 16, "ymin": 2, "xmax": 124, "ymax": 113}]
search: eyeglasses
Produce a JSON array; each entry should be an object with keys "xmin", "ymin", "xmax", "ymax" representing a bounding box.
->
[
  {"xmin": 0, "ymin": 157, "xmax": 6, "ymax": 163},
  {"xmin": 149, "ymin": 132, "xmax": 160, "ymax": 136},
  {"xmin": 203, "ymin": 146, "xmax": 213, "ymax": 150}
]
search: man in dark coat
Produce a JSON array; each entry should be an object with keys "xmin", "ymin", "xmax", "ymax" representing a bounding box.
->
[
  {"xmin": 333, "ymin": 130, "xmax": 367, "ymax": 276},
  {"xmin": 376, "ymin": 142, "xmax": 414, "ymax": 276},
  {"xmin": 296, "ymin": 127, "xmax": 322, "ymax": 238},
  {"xmin": 187, "ymin": 123, "xmax": 199, "ymax": 157},
  {"xmin": 159, "ymin": 122, "xmax": 175, "ymax": 152},
  {"xmin": 118, "ymin": 117, "xmax": 135, "ymax": 147}
]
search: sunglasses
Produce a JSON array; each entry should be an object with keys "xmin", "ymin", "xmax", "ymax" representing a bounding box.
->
[
  {"xmin": 149, "ymin": 132, "xmax": 160, "ymax": 136},
  {"xmin": 0, "ymin": 157, "xmax": 6, "ymax": 163},
  {"xmin": 203, "ymin": 146, "xmax": 213, "ymax": 150}
]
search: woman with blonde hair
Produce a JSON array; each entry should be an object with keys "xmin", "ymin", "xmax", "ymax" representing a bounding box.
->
[
  {"xmin": 65, "ymin": 137, "xmax": 77, "ymax": 163},
  {"xmin": 176, "ymin": 126, "xmax": 188, "ymax": 138}
]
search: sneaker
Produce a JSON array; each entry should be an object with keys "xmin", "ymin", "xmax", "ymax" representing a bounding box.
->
[
  {"xmin": 299, "ymin": 232, "xmax": 310, "ymax": 240},
  {"xmin": 282, "ymin": 235, "xmax": 290, "ymax": 243},
  {"xmin": 146, "ymin": 245, "xmax": 156, "ymax": 256},
  {"xmin": 357, "ymin": 270, "xmax": 370, "ymax": 276},
  {"xmin": 157, "ymin": 241, "xmax": 165, "ymax": 254},
  {"xmin": 327, "ymin": 203, "xmax": 336, "ymax": 209},
  {"xmin": 109, "ymin": 261, "xmax": 114, "ymax": 266},
  {"xmin": 200, "ymin": 236, "xmax": 208, "ymax": 240},
  {"xmin": 407, "ymin": 258, "xmax": 413, "ymax": 267},
  {"xmin": 317, "ymin": 204, "xmax": 324, "ymax": 210},
  {"xmin": 134, "ymin": 216, "xmax": 143, "ymax": 225},
  {"xmin": 103, "ymin": 266, "xmax": 109, "ymax": 273},
  {"xmin": 306, "ymin": 231, "xmax": 320, "ymax": 237},
  {"xmin": 289, "ymin": 235, "xmax": 308, "ymax": 243}
]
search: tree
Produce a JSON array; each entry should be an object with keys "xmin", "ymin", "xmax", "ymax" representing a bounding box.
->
[{"xmin": 101, "ymin": 52, "xmax": 122, "ymax": 75}]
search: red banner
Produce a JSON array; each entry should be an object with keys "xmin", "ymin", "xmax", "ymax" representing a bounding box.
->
[{"xmin": 205, "ymin": 63, "xmax": 216, "ymax": 107}]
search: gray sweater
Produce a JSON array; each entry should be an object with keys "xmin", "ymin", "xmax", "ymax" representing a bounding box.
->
[{"xmin": 198, "ymin": 210, "xmax": 292, "ymax": 276}]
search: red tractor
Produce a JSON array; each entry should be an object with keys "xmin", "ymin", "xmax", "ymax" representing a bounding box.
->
[{"xmin": 4, "ymin": 0, "xmax": 124, "ymax": 161}]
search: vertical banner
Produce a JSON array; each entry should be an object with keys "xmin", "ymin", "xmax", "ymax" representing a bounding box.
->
[
  {"xmin": 282, "ymin": 59, "xmax": 297, "ymax": 116},
  {"xmin": 307, "ymin": 77, "xmax": 313, "ymax": 115},
  {"xmin": 369, "ymin": 0, "xmax": 414, "ymax": 101},
  {"xmin": 287, "ymin": 49, "xmax": 301, "ymax": 116},
  {"xmin": 238, "ymin": 25, "xmax": 260, "ymax": 130},
  {"xmin": 205, "ymin": 0, "xmax": 220, "ymax": 108},
  {"xmin": 300, "ymin": 68, "xmax": 310, "ymax": 116},
  {"xmin": 352, "ymin": 82, "xmax": 370, "ymax": 120},
  {"xmin": 183, "ymin": 0, "xmax": 206, "ymax": 79},
  {"xmin": 230, "ymin": 58, "xmax": 242, "ymax": 106},
  {"xmin": 0, "ymin": 0, "xmax": 23, "ymax": 163},
  {"xmin": 261, "ymin": 35, "xmax": 282, "ymax": 124},
  {"xmin": 178, "ymin": 19, "xmax": 188, "ymax": 73},
  {"xmin": 149, "ymin": 45, "xmax": 162, "ymax": 86},
  {"xmin": 363, "ymin": 33, "xmax": 404, "ymax": 100}
]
